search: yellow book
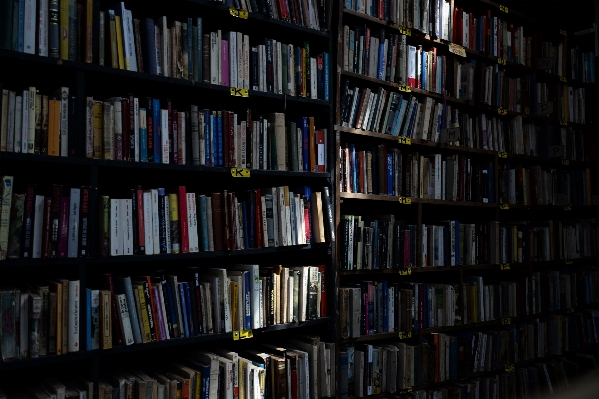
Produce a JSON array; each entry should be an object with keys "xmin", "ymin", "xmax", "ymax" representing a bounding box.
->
[
  {"xmin": 230, "ymin": 281, "xmax": 238, "ymax": 331},
  {"xmin": 114, "ymin": 15, "xmax": 125, "ymax": 70},
  {"xmin": 100, "ymin": 290, "xmax": 112, "ymax": 349},
  {"xmin": 59, "ymin": 0, "xmax": 69, "ymax": 60},
  {"xmin": 136, "ymin": 285, "xmax": 152, "ymax": 343},
  {"xmin": 48, "ymin": 98, "xmax": 61, "ymax": 156},
  {"xmin": 168, "ymin": 194, "xmax": 180, "ymax": 253},
  {"xmin": 92, "ymin": 101, "xmax": 103, "ymax": 159}
]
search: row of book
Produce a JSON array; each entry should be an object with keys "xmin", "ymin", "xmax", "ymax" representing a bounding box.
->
[
  {"xmin": 570, "ymin": 47, "xmax": 596, "ymax": 83},
  {"xmin": 0, "ymin": 87, "xmax": 329, "ymax": 171},
  {"xmin": 0, "ymin": 280, "xmax": 80, "ymax": 361},
  {"xmin": 0, "ymin": 178, "xmax": 335, "ymax": 260},
  {"xmin": 0, "ymin": 336, "xmax": 337, "ymax": 398},
  {"xmin": 498, "ymin": 164, "xmax": 593, "ymax": 206},
  {"xmin": 340, "ymin": 146, "xmax": 495, "ymax": 202},
  {"xmin": 90, "ymin": 266, "xmax": 326, "ymax": 350},
  {"xmin": 341, "ymin": 326, "xmax": 599, "ymax": 397}
]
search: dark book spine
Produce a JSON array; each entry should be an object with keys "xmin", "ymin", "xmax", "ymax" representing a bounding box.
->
[
  {"xmin": 22, "ymin": 184, "xmax": 37, "ymax": 258},
  {"xmin": 78, "ymin": 186, "xmax": 90, "ymax": 257},
  {"xmin": 68, "ymin": 95, "xmax": 77, "ymax": 156},
  {"xmin": 202, "ymin": 33, "xmax": 210, "ymax": 83},
  {"xmin": 210, "ymin": 192, "xmax": 224, "ymax": 251},
  {"xmin": 146, "ymin": 97, "xmax": 154, "ymax": 162},
  {"xmin": 140, "ymin": 18, "xmax": 156, "ymax": 74},
  {"xmin": 160, "ymin": 281, "xmax": 174, "ymax": 336},
  {"xmin": 142, "ymin": 281, "xmax": 156, "ymax": 341},
  {"xmin": 167, "ymin": 100, "xmax": 173, "ymax": 163},
  {"xmin": 172, "ymin": 110, "xmax": 179, "ymax": 165},
  {"xmin": 266, "ymin": 39, "xmax": 274, "ymax": 93},
  {"xmin": 48, "ymin": 0, "xmax": 59, "ymax": 57},
  {"xmin": 251, "ymin": 47, "xmax": 259, "ymax": 91}
]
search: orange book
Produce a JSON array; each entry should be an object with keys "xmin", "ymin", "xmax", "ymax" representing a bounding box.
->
[
  {"xmin": 48, "ymin": 98, "xmax": 61, "ymax": 156},
  {"xmin": 308, "ymin": 117, "xmax": 316, "ymax": 172}
]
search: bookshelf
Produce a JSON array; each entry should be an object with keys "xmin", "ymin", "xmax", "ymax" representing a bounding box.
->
[
  {"xmin": 0, "ymin": 0, "xmax": 337, "ymax": 398},
  {"xmin": 335, "ymin": 0, "xmax": 599, "ymax": 397}
]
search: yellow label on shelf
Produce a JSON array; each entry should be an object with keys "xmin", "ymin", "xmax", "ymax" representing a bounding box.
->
[
  {"xmin": 229, "ymin": 7, "xmax": 249, "ymax": 19},
  {"xmin": 499, "ymin": 5, "xmax": 509, "ymax": 13},
  {"xmin": 560, "ymin": 29, "xmax": 567, "ymax": 36},
  {"xmin": 399, "ymin": 267, "xmax": 412, "ymax": 276},
  {"xmin": 398, "ymin": 26, "xmax": 411, "ymax": 36},
  {"xmin": 500, "ymin": 204, "xmax": 509, "ymax": 210},
  {"xmin": 399, "ymin": 387, "xmax": 413, "ymax": 394},
  {"xmin": 560, "ymin": 76, "xmax": 567, "ymax": 82},
  {"xmin": 230, "ymin": 87, "xmax": 249, "ymax": 97},
  {"xmin": 560, "ymin": 120, "xmax": 568, "ymax": 126},
  {"xmin": 398, "ymin": 196, "xmax": 412, "ymax": 204},
  {"xmin": 505, "ymin": 364, "xmax": 515, "ymax": 372},
  {"xmin": 498, "ymin": 57, "xmax": 507, "ymax": 65},
  {"xmin": 567, "ymin": 308, "xmax": 575, "ymax": 314},
  {"xmin": 498, "ymin": 108, "xmax": 508, "ymax": 116},
  {"xmin": 565, "ymin": 260, "xmax": 574, "ymax": 265},
  {"xmin": 398, "ymin": 137, "xmax": 411, "ymax": 145},
  {"xmin": 398, "ymin": 84, "xmax": 412, "ymax": 92},
  {"xmin": 564, "ymin": 205, "xmax": 572, "ymax": 211},
  {"xmin": 501, "ymin": 317, "xmax": 512, "ymax": 325},
  {"xmin": 500, "ymin": 263, "xmax": 511, "ymax": 270},
  {"xmin": 231, "ymin": 168, "xmax": 250, "ymax": 177},
  {"xmin": 562, "ymin": 159, "xmax": 570, "ymax": 165},
  {"xmin": 498, "ymin": 151, "xmax": 508, "ymax": 158},
  {"xmin": 399, "ymin": 331, "xmax": 412, "ymax": 339},
  {"xmin": 233, "ymin": 331, "xmax": 240, "ymax": 340},
  {"xmin": 448, "ymin": 43, "xmax": 466, "ymax": 57},
  {"xmin": 239, "ymin": 329, "xmax": 253, "ymax": 339}
]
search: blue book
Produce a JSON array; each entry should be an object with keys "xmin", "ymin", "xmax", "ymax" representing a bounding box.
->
[
  {"xmin": 242, "ymin": 200, "xmax": 249, "ymax": 249},
  {"xmin": 197, "ymin": 362, "xmax": 211, "ymax": 399},
  {"xmin": 152, "ymin": 99, "xmax": 161, "ymax": 163},
  {"xmin": 387, "ymin": 153, "xmax": 393, "ymax": 196},
  {"xmin": 203, "ymin": 109, "xmax": 210, "ymax": 165},
  {"xmin": 183, "ymin": 282, "xmax": 194, "ymax": 336},
  {"xmin": 140, "ymin": 19, "xmax": 157, "ymax": 74},
  {"xmin": 165, "ymin": 283, "xmax": 180, "ymax": 335},
  {"xmin": 243, "ymin": 271, "xmax": 252, "ymax": 329},
  {"xmin": 421, "ymin": 51, "xmax": 426, "ymax": 90},
  {"xmin": 187, "ymin": 18, "xmax": 193, "ymax": 78},
  {"xmin": 323, "ymin": 52, "xmax": 330, "ymax": 101},
  {"xmin": 178, "ymin": 283, "xmax": 190, "ymax": 337},
  {"xmin": 349, "ymin": 144, "xmax": 356, "ymax": 192},
  {"xmin": 139, "ymin": 108, "xmax": 148, "ymax": 162},
  {"xmin": 217, "ymin": 111, "xmax": 223, "ymax": 166},
  {"xmin": 17, "ymin": 0, "xmax": 24, "ymax": 52},
  {"xmin": 199, "ymin": 195, "xmax": 208, "ymax": 251},
  {"xmin": 378, "ymin": 34, "xmax": 385, "ymax": 80},
  {"xmin": 86, "ymin": 288, "xmax": 91, "ymax": 350},
  {"xmin": 196, "ymin": 18, "xmax": 202, "ymax": 81},
  {"xmin": 391, "ymin": 99, "xmax": 407, "ymax": 136}
]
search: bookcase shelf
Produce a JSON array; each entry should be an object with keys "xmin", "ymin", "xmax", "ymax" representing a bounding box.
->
[{"xmin": 339, "ymin": 192, "xmax": 497, "ymax": 208}]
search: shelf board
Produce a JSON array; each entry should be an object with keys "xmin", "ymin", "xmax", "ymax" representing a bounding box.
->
[
  {"xmin": 0, "ymin": 49, "xmax": 329, "ymax": 107},
  {"xmin": 0, "ymin": 351, "xmax": 93, "ymax": 370},
  {"xmin": 339, "ymin": 192, "xmax": 496, "ymax": 207}
]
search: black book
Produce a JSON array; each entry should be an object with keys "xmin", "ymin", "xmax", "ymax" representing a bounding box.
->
[
  {"xmin": 321, "ymin": 186, "xmax": 335, "ymax": 242},
  {"xmin": 259, "ymin": 267, "xmax": 275, "ymax": 326},
  {"xmin": 21, "ymin": 183, "xmax": 37, "ymax": 258},
  {"xmin": 251, "ymin": 47, "xmax": 259, "ymax": 91},
  {"xmin": 146, "ymin": 97, "xmax": 154, "ymax": 162},
  {"xmin": 184, "ymin": 267, "xmax": 202, "ymax": 335}
]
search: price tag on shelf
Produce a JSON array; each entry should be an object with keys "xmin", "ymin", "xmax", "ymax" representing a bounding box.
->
[
  {"xmin": 229, "ymin": 7, "xmax": 249, "ymax": 19},
  {"xmin": 564, "ymin": 205, "xmax": 572, "ymax": 211},
  {"xmin": 560, "ymin": 76, "xmax": 567, "ymax": 82},
  {"xmin": 399, "ymin": 331, "xmax": 412, "ymax": 339},
  {"xmin": 505, "ymin": 364, "xmax": 515, "ymax": 372},
  {"xmin": 233, "ymin": 331, "xmax": 240, "ymax": 340},
  {"xmin": 230, "ymin": 87, "xmax": 249, "ymax": 97},
  {"xmin": 560, "ymin": 29, "xmax": 567, "ymax": 36},
  {"xmin": 500, "ymin": 263, "xmax": 511, "ymax": 270},
  {"xmin": 501, "ymin": 317, "xmax": 512, "ymax": 325},
  {"xmin": 499, "ymin": 5, "xmax": 509, "ymax": 13},
  {"xmin": 398, "ymin": 196, "xmax": 412, "ymax": 204},
  {"xmin": 398, "ymin": 137, "xmax": 411, "ymax": 145},
  {"xmin": 565, "ymin": 260, "xmax": 574, "ymax": 265},
  {"xmin": 399, "ymin": 267, "xmax": 412, "ymax": 276},
  {"xmin": 398, "ymin": 26, "xmax": 412, "ymax": 36},
  {"xmin": 239, "ymin": 329, "xmax": 254, "ymax": 339},
  {"xmin": 231, "ymin": 168, "xmax": 250, "ymax": 177},
  {"xmin": 500, "ymin": 203, "xmax": 509, "ymax": 210},
  {"xmin": 399, "ymin": 388, "xmax": 413, "ymax": 395},
  {"xmin": 562, "ymin": 159, "xmax": 570, "ymax": 166},
  {"xmin": 448, "ymin": 43, "xmax": 466, "ymax": 57},
  {"xmin": 497, "ymin": 108, "xmax": 508, "ymax": 116},
  {"xmin": 560, "ymin": 120, "xmax": 568, "ymax": 126},
  {"xmin": 498, "ymin": 57, "xmax": 507, "ymax": 65},
  {"xmin": 398, "ymin": 84, "xmax": 412, "ymax": 92},
  {"xmin": 498, "ymin": 151, "xmax": 508, "ymax": 158},
  {"xmin": 567, "ymin": 308, "xmax": 575, "ymax": 314}
]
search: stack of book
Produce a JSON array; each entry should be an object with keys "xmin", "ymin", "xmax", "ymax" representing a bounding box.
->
[
  {"xmin": 558, "ymin": 220, "xmax": 599, "ymax": 260},
  {"xmin": 89, "ymin": 266, "xmax": 326, "ymax": 349},
  {"xmin": 0, "ymin": 280, "xmax": 80, "ymax": 362}
]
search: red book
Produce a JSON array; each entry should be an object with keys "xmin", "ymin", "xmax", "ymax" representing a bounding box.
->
[
  {"xmin": 103, "ymin": 273, "xmax": 124, "ymax": 346},
  {"xmin": 210, "ymin": 192, "xmax": 224, "ymax": 251},
  {"xmin": 178, "ymin": 186, "xmax": 189, "ymax": 253},
  {"xmin": 135, "ymin": 186, "xmax": 145, "ymax": 253},
  {"xmin": 41, "ymin": 196, "xmax": 52, "ymax": 259},
  {"xmin": 57, "ymin": 196, "xmax": 69, "ymax": 258},
  {"xmin": 172, "ymin": 110, "xmax": 179, "ymax": 165},
  {"xmin": 317, "ymin": 130, "xmax": 325, "ymax": 173},
  {"xmin": 378, "ymin": 0, "xmax": 384, "ymax": 19},
  {"xmin": 303, "ymin": 192, "xmax": 311, "ymax": 244},
  {"xmin": 318, "ymin": 265, "xmax": 327, "ymax": 317},
  {"xmin": 121, "ymin": 98, "xmax": 130, "ymax": 161},
  {"xmin": 254, "ymin": 189, "xmax": 262, "ymax": 249},
  {"xmin": 277, "ymin": 0, "xmax": 290, "ymax": 21}
]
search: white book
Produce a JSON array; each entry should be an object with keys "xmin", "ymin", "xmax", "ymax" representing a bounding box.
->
[
  {"xmin": 160, "ymin": 109, "xmax": 169, "ymax": 164},
  {"xmin": 125, "ymin": 9, "xmax": 137, "ymax": 71},
  {"xmin": 288, "ymin": 274, "xmax": 294, "ymax": 323},
  {"xmin": 121, "ymin": 198, "xmax": 133, "ymax": 255},
  {"xmin": 227, "ymin": 31, "xmax": 238, "ymax": 88},
  {"xmin": 23, "ymin": 0, "xmax": 36, "ymax": 54},
  {"xmin": 116, "ymin": 293, "xmax": 135, "ymax": 345},
  {"xmin": 21, "ymin": 90, "xmax": 28, "ymax": 153},
  {"xmin": 28, "ymin": 87, "xmax": 36, "ymax": 154},
  {"xmin": 236, "ymin": 32, "xmax": 244, "ymax": 89},
  {"xmin": 142, "ymin": 191, "xmax": 154, "ymax": 255},
  {"xmin": 67, "ymin": 280, "xmax": 80, "ymax": 352},
  {"xmin": 109, "ymin": 199, "xmax": 122, "ymax": 256},
  {"xmin": 164, "ymin": 197, "xmax": 171, "ymax": 254},
  {"xmin": 133, "ymin": 98, "xmax": 140, "ymax": 162},
  {"xmin": 151, "ymin": 189, "xmax": 160, "ymax": 254},
  {"xmin": 188, "ymin": 193, "xmax": 199, "ymax": 252},
  {"xmin": 67, "ymin": 188, "xmax": 80, "ymax": 258},
  {"xmin": 38, "ymin": 0, "xmax": 49, "ymax": 56}
]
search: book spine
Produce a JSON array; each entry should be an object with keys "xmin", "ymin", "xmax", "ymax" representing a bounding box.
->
[{"xmin": 67, "ymin": 280, "xmax": 80, "ymax": 352}]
